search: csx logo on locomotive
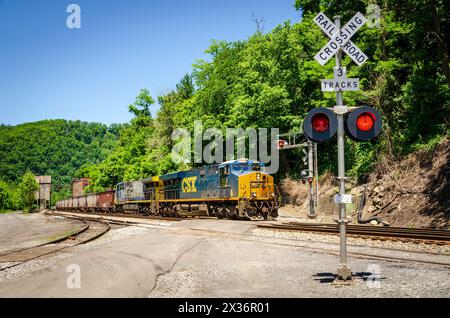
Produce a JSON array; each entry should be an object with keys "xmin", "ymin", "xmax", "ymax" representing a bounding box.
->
[{"xmin": 182, "ymin": 176, "xmax": 197, "ymax": 193}]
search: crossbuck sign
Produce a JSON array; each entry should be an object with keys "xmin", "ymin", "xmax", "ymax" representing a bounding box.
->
[
  {"xmin": 314, "ymin": 12, "xmax": 368, "ymax": 92},
  {"xmin": 313, "ymin": 12, "xmax": 368, "ymax": 66}
]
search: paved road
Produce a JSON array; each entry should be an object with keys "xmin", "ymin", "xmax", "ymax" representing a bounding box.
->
[
  {"xmin": 0, "ymin": 212, "xmax": 86, "ymax": 255},
  {"xmin": 0, "ymin": 217, "xmax": 449, "ymax": 297}
]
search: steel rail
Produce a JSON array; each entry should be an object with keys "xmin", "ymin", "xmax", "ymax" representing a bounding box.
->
[
  {"xmin": 0, "ymin": 218, "xmax": 89, "ymax": 258},
  {"xmin": 257, "ymin": 223, "xmax": 450, "ymax": 244},
  {"xmin": 51, "ymin": 210, "xmax": 184, "ymax": 222},
  {"xmin": 0, "ymin": 218, "xmax": 110, "ymax": 271}
]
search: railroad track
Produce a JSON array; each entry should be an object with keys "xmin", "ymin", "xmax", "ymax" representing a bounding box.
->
[
  {"xmin": 50, "ymin": 210, "xmax": 184, "ymax": 222},
  {"xmin": 257, "ymin": 222, "xmax": 450, "ymax": 245},
  {"xmin": 0, "ymin": 217, "xmax": 110, "ymax": 271}
]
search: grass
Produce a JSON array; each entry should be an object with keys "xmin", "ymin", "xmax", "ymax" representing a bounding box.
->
[
  {"xmin": 0, "ymin": 209, "xmax": 16, "ymax": 214},
  {"xmin": 410, "ymin": 134, "xmax": 446, "ymax": 153}
]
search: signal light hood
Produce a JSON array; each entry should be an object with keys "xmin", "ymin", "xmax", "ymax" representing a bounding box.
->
[
  {"xmin": 303, "ymin": 108, "xmax": 338, "ymax": 143},
  {"xmin": 345, "ymin": 105, "xmax": 382, "ymax": 142}
]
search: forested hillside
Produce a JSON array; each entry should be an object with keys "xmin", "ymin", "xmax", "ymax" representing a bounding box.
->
[
  {"xmin": 0, "ymin": 120, "xmax": 121, "ymax": 209},
  {"xmin": 82, "ymin": 0, "xmax": 450, "ymax": 191}
]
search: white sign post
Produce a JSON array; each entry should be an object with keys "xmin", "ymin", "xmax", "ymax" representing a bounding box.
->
[{"xmin": 313, "ymin": 12, "xmax": 369, "ymax": 281}]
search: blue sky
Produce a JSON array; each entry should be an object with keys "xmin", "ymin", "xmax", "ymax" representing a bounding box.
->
[{"xmin": 0, "ymin": 0, "xmax": 301, "ymax": 126}]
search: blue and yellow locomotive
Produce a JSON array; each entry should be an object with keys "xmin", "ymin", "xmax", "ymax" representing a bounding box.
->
[{"xmin": 115, "ymin": 159, "xmax": 280, "ymax": 220}]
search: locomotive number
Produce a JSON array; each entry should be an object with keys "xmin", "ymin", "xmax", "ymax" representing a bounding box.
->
[{"xmin": 182, "ymin": 176, "xmax": 197, "ymax": 193}]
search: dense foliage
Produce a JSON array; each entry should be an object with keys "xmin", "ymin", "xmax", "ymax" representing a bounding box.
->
[
  {"xmin": 18, "ymin": 171, "xmax": 39, "ymax": 212},
  {"xmin": 0, "ymin": 120, "xmax": 120, "ymax": 209},
  {"xmin": 0, "ymin": 180, "xmax": 11, "ymax": 211},
  {"xmin": 79, "ymin": 89, "xmax": 180, "ymax": 193},
  {"xmin": 0, "ymin": 120, "xmax": 120, "ymax": 184}
]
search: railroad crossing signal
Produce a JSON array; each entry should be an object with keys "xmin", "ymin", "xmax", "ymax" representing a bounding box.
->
[
  {"xmin": 313, "ymin": 12, "xmax": 369, "ymax": 66},
  {"xmin": 315, "ymin": 10, "xmax": 369, "ymax": 92},
  {"xmin": 303, "ymin": 105, "xmax": 382, "ymax": 143},
  {"xmin": 275, "ymin": 131, "xmax": 304, "ymax": 150},
  {"xmin": 307, "ymin": 12, "xmax": 381, "ymax": 281}
]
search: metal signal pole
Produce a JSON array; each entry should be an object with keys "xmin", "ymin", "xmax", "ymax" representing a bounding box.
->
[
  {"xmin": 334, "ymin": 16, "xmax": 351, "ymax": 280},
  {"xmin": 308, "ymin": 141, "xmax": 317, "ymax": 218},
  {"xmin": 314, "ymin": 143, "xmax": 319, "ymax": 207},
  {"xmin": 312, "ymin": 11, "xmax": 371, "ymax": 281}
]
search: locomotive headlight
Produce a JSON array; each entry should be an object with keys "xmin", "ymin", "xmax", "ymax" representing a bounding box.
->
[
  {"xmin": 271, "ymin": 193, "xmax": 275, "ymax": 197},
  {"xmin": 256, "ymin": 173, "xmax": 261, "ymax": 180},
  {"xmin": 251, "ymin": 192, "xmax": 257, "ymax": 198}
]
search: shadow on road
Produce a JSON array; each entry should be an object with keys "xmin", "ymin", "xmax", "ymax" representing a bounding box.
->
[{"xmin": 313, "ymin": 272, "xmax": 386, "ymax": 284}]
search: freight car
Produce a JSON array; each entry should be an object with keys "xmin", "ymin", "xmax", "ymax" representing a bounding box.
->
[
  {"xmin": 56, "ymin": 190, "xmax": 115, "ymax": 213},
  {"xmin": 56, "ymin": 159, "xmax": 280, "ymax": 220}
]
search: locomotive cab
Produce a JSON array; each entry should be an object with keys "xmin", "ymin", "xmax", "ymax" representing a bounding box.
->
[{"xmin": 218, "ymin": 159, "xmax": 279, "ymax": 220}]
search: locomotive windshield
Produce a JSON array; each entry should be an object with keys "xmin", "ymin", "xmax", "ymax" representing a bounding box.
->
[
  {"xmin": 231, "ymin": 162, "xmax": 261, "ymax": 172},
  {"xmin": 233, "ymin": 163, "xmax": 249, "ymax": 171}
]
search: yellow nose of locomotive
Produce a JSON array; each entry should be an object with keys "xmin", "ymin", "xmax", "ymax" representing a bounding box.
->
[{"xmin": 238, "ymin": 172, "xmax": 276, "ymax": 200}]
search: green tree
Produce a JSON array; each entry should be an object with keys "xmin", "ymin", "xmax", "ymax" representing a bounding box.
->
[
  {"xmin": 18, "ymin": 172, "xmax": 39, "ymax": 212},
  {"xmin": 81, "ymin": 89, "xmax": 163, "ymax": 190},
  {"xmin": 0, "ymin": 180, "xmax": 11, "ymax": 211},
  {"xmin": 176, "ymin": 74, "xmax": 195, "ymax": 100},
  {"xmin": 128, "ymin": 89, "xmax": 154, "ymax": 127}
]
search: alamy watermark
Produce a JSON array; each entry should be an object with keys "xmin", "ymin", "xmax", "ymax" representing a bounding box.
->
[
  {"xmin": 366, "ymin": 3, "xmax": 381, "ymax": 28},
  {"xmin": 365, "ymin": 263, "xmax": 382, "ymax": 288},
  {"xmin": 66, "ymin": 264, "xmax": 81, "ymax": 289},
  {"xmin": 171, "ymin": 121, "xmax": 280, "ymax": 174},
  {"xmin": 66, "ymin": 4, "xmax": 81, "ymax": 29}
]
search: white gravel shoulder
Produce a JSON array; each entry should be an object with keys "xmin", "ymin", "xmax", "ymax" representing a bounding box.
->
[
  {"xmin": 76, "ymin": 225, "xmax": 151, "ymax": 250},
  {"xmin": 252, "ymin": 228, "xmax": 450, "ymax": 255}
]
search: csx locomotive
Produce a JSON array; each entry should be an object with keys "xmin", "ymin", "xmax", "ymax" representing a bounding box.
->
[{"xmin": 56, "ymin": 159, "xmax": 280, "ymax": 220}]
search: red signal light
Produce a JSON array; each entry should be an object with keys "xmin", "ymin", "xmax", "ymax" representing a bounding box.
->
[
  {"xmin": 303, "ymin": 108, "xmax": 337, "ymax": 143},
  {"xmin": 356, "ymin": 112, "xmax": 375, "ymax": 131},
  {"xmin": 345, "ymin": 106, "xmax": 382, "ymax": 142},
  {"xmin": 278, "ymin": 140, "xmax": 287, "ymax": 148},
  {"xmin": 312, "ymin": 114, "xmax": 329, "ymax": 132}
]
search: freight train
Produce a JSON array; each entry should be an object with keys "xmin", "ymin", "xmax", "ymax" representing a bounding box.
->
[{"xmin": 56, "ymin": 159, "xmax": 280, "ymax": 220}]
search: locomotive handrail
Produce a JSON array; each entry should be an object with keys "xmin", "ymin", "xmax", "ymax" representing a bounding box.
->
[{"xmin": 143, "ymin": 191, "xmax": 157, "ymax": 201}]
